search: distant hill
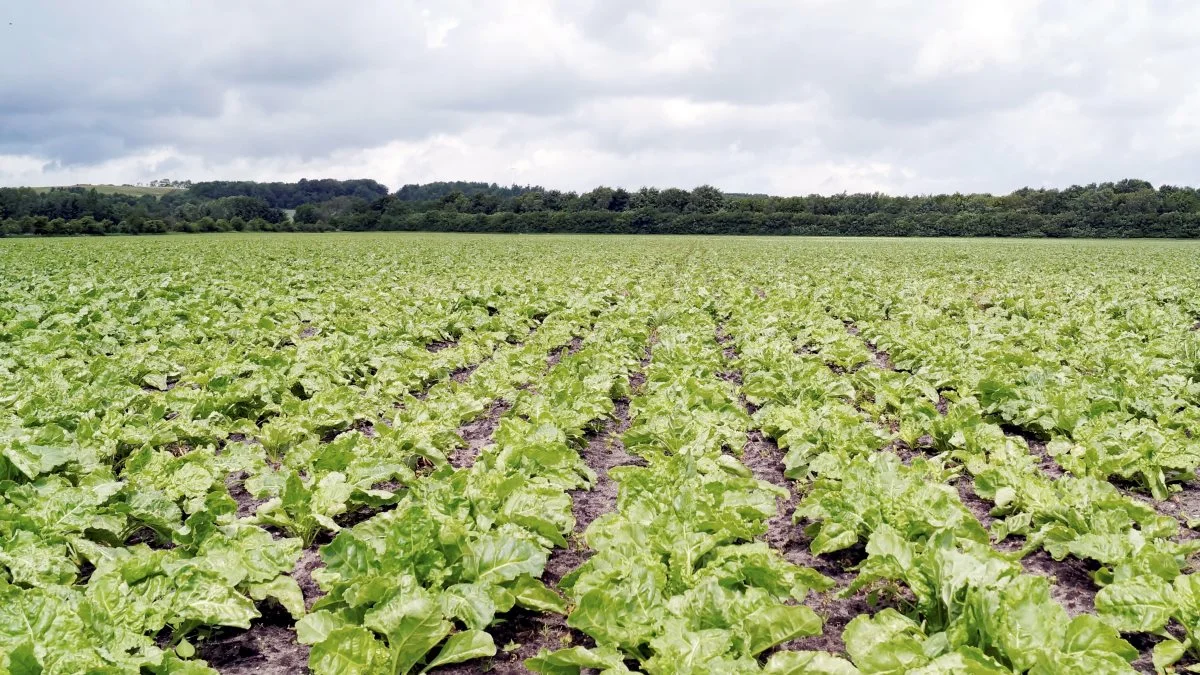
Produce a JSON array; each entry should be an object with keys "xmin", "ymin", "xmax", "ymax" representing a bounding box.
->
[
  {"xmin": 393, "ymin": 181, "xmax": 543, "ymax": 201},
  {"xmin": 32, "ymin": 184, "xmax": 183, "ymax": 197}
]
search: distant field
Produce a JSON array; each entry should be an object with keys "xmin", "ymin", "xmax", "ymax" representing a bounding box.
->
[
  {"xmin": 1, "ymin": 233, "xmax": 1199, "ymax": 673},
  {"xmin": 30, "ymin": 183, "xmax": 183, "ymax": 197}
]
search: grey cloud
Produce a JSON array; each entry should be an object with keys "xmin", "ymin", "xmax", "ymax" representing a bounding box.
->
[{"xmin": 2, "ymin": 0, "xmax": 1200, "ymax": 193}]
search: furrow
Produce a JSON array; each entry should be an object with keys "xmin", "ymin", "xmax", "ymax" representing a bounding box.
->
[
  {"xmin": 197, "ymin": 623, "xmax": 310, "ymax": 675},
  {"xmin": 447, "ymin": 400, "xmax": 511, "ymax": 468}
]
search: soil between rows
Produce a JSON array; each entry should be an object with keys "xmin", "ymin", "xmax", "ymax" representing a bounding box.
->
[
  {"xmin": 207, "ymin": 306, "xmax": 1191, "ymax": 673},
  {"xmin": 545, "ymin": 335, "xmax": 584, "ymax": 370},
  {"xmin": 836, "ymin": 316, "xmax": 1122, "ymax": 654},
  {"xmin": 427, "ymin": 609, "xmax": 594, "ymax": 675},
  {"xmin": 198, "ymin": 609, "xmax": 309, "ymax": 675},
  {"xmin": 545, "ymin": 399, "xmax": 645, "ymax": 587},
  {"xmin": 726, "ymin": 320, "xmax": 882, "ymax": 657},
  {"xmin": 448, "ymin": 400, "xmax": 511, "ymax": 468}
]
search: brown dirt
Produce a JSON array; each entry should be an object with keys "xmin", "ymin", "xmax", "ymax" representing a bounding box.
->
[
  {"xmin": 545, "ymin": 336, "xmax": 584, "ymax": 370},
  {"xmin": 448, "ymin": 401, "xmax": 511, "ymax": 468},
  {"xmin": 196, "ymin": 622, "xmax": 308, "ymax": 675},
  {"xmin": 718, "ymin": 369, "xmax": 742, "ymax": 385},
  {"xmin": 226, "ymin": 471, "xmax": 265, "ymax": 519},
  {"xmin": 141, "ymin": 378, "xmax": 179, "ymax": 393},
  {"xmin": 777, "ymin": 592, "xmax": 889, "ymax": 658},
  {"xmin": 742, "ymin": 432, "xmax": 797, "ymax": 545},
  {"xmin": 741, "ymin": 428, "xmax": 864, "ymax": 584},
  {"xmin": 769, "ymin": 527, "xmax": 887, "ymax": 658},
  {"xmin": 955, "ymin": 475, "xmax": 999, "ymax": 530},
  {"xmin": 885, "ymin": 439, "xmax": 924, "ymax": 465},
  {"xmin": 321, "ymin": 419, "xmax": 377, "ymax": 443},
  {"xmin": 1110, "ymin": 474, "xmax": 1200, "ymax": 539},
  {"xmin": 545, "ymin": 400, "xmax": 645, "ymax": 588},
  {"xmin": 627, "ymin": 370, "xmax": 645, "ymax": 392},
  {"xmin": 222, "ymin": 433, "xmax": 255, "ymax": 447},
  {"xmin": 1162, "ymin": 484, "xmax": 1200, "ymax": 536},
  {"xmin": 716, "ymin": 323, "xmax": 739, "ymax": 363},
  {"xmin": 1128, "ymin": 628, "xmax": 1195, "ymax": 674},
  {"xmin": 298, "ymin": 326, "xmax": 318, "ymax": 340},
  {"xmin": 865, "ymin": 341, "xmax": 894, "ymax": 371},
  {"xmin": 626, "ymin": 344, "xmax": 653, "ymax": 393},
  {"xmin": 450, "ymin": 365, "xmax": 477, "ymax": 384},
  {"xmin": 435, "ymin": 343, "xmax": 646, "ymax": 673},
  {"xmin": 715, "ymin": 323, "xmax": 733, "ymax": 345},
  {"xmin": 1130, "ymin": 637, "xmax": 1158, "ymax": 674},
  {"xmin": 293, "ymin": 548, "xmax": 324, "ymax": 610},
  {"xmin": 1019, "ymin": 550, "xmax": 1098, "ymax": 617},
  {"xmin": 936, "ymin": 396, "xmax": 949, "ymax": 415},
  {"xmin": 426, "ymin": 339, "xmax": 456, "ymax": 353},
  {"xmin": 1001, "ymin": 426, "xmax": 1064, "ymax": 478},
  {"xmin": 427, "ymin": 609, "xmax": 594, "ymax": 675},
  {"xmin": 840, "ymin": 318, "xmax": 897, "ymax": 372},
  {"xmin": 728, "ymin": 330, "xmax": 852, "ymax": 583},
  {"xmin": 573, "ymin": 404, "xmax": 641, "ymax": 504}
]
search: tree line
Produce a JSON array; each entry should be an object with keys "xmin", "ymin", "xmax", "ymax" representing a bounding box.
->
[{"xmin": 3, "ymin": 178, "xmax": 1200, "ymax": 238}]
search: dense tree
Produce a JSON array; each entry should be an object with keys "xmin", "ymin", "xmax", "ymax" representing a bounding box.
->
[
  {"xmin": 393, "ymin": 181, "xmax": 540, "ymax": 201},
  {"xmin": 5, "ymin": 178, "xmax": 1200, "ymax": 238},
  {"xmin": 186, "ymin": 178, "xmax": 388, "ymax": 208}
]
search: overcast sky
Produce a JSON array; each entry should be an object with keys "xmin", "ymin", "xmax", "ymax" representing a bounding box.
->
[{"xmin": 1, "ymin": 1, "xmax": 1197, "ymax": 195}]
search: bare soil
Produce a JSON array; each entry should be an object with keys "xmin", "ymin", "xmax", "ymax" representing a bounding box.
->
[
  {"xmin": 777, "ymin": 592, "xmax": 895, "ymax": 658},
  {"xmin": 718, "ymin": 369, "xmax": 742, "ymax": 385},
  {"xmin": 450, "ymin": 365, "xmax": 477, "ymax": 384},
  {"xmin": 1110, "ymin": 474, "xmax": 1200, "ymax": 539},
  {"xmin": 1019, "ymin": 550, "xmax": 1098, "ymax": 617},
  {"xmin": 886, "ymin": 439, "xmax": 924, "ymax": 465},
  {"xmin": 437, "ymin": 380, "xmax": 643, "ymax": 673},
  {"xmin": 426, "ymin": 339, "xmax": 456, "ymax": 353},
  {"xmin": 742, "ymin": 432, "xmax": 800, "ymax": 549},
  {"xmin": 544, "ymin": 400, "xmax": 644, "ymax": 588},
  {"xmin": 1128, "ymin": 627, "xmax": 1195, "ymax": 673},
  {"xmin": 448, "ymin": 401, "xmax": 511, "ymax": 468},
  {"xmin": 1001, "ymin": 425, "xmax": 1064, "ymax": 478},
  {"xmin": 298, "ymin": 325, "xmax": 318, "ymax": 340},
  {"xmin": 197, "ymin": 615, "xmax": 309, "ymax": 675},
  {"xmin": 936, "ymin": 396, "xmax": 949, "ymax": 415},
  {"xmin": 730, "ymin": 324, "xmax": 859, "ymax": 585},
  {"xmin": 715, "ymin": 323, "xmax": 733, "ymax": 345},
  {"xmin": 955, "ymin": 474, "xmax": 998, "ymax": 530},
  {"xmin": 226, "ymin": 471, "xmax": 265, "ymax": 519},
  {"xmin": 545, "ymin": 336, "xmax": 584, "ymax": 370},
  {"xmin": 627, "ymin": 370, "xmax": 645, "ymax": 392},
  {"xmin": 741, "ymin": 424, "xmax": 880, "ymax": 658},
  {"xmin": 865, "ymin": 341, "xmax": 894, "ymax": 370},
  {"xmin": 427, "ymin": 609, "xmax": 594, "ymax": 675},
  {"xmin": 293, "ymin": 548, "xmax": 324, "ymax": 610},
  {"xmin": 321, "ymin": 418, "xmax": 377, "ymax": 443}
]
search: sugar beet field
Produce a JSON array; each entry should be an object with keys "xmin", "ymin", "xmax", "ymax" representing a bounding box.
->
[{"xmin": 3, "ymin": 233, "xmax": 1200, "ymax": 675}]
